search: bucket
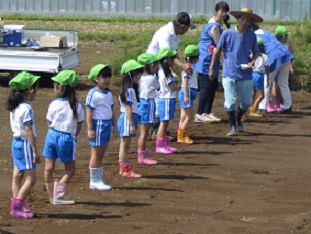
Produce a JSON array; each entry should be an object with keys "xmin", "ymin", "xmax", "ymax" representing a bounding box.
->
[{"xmin": 2, "ymin": 25, "xmax": 25, "ymax": 47}]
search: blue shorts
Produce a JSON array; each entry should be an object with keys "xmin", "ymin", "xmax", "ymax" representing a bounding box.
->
[
  {"xmin": 178, "ymin": 88, "xmax": 197, "ymax": 109},
  {"xmin": 12, "ymin": 138, "xmax": 36, "ymax": 170},
  {"xmin": 253, "ymin": 71, "xmax": 264, "ymax": 90},
  {"xmin": 43, "ymin": 129, "xmax": 76, "ymax": 163},
  {"xmin": 89, "ymin": 119, "xmax": 112, "ymax": 147},
  {"xmin": 158, "ymin": 98, "xmax": 176, "ymax": 121},
  {"xmin": 118, "ymin": 113, "xmax": 139, "ymax": 137},
  {"xmin": 139, "ymin": 98, "xmax": 156, "ymax": 124}
]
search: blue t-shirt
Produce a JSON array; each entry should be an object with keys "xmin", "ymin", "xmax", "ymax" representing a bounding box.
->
[
  {"xmin": 255, "ymin": 29, "xmax": 295, "ymax": 72},
  {"xmin": 217, "ymin": 27, "xmax": 259, "ymax": 81},
  {"xmin": 194, "ymin": 21, "xmax": 223, "ymax": 76}
]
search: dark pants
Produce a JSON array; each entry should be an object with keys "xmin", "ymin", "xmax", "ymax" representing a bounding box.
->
[{"xmin": 197, "ymin": 73, "xmax": 218, "ymax": 115}]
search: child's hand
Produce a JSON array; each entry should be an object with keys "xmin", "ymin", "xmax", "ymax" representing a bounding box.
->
[
  {"xmin": 184, "ymin": 96, "xmax": 190, "ymax": 104},
  {"xmin": 88, "ymin": 129, "xmax": 96, "ymax": 140},
  {"xmin": 113, "ymin": 126, "xmax": 119, "ymax": 139},
  {"xmin": 33, "ymin": 152, "xmax": 41, "ymax": 164},
  {"xmin": 130, "ymin": 125, "xmax": 136, "ymax": 136}
]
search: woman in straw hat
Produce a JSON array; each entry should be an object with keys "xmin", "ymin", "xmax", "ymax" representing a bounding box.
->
[{"xmin": 209, "ymin": 8, "xmax": 263, "ymax": 136}]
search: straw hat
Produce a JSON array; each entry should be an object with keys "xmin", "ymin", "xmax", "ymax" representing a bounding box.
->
[{"xmin": 230, "ymin": 8, "xmax": 263, "ymax": 23}]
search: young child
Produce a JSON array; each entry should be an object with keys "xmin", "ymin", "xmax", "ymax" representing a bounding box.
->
[
  {"xmin": 137, "ymin": 53, "xmax": 159, "ymax": 165},
  {"xmin": 118, "ymin": 59, "xmax": 144, "ymax": 178},
  {"xmin": 86, "ymin": 64, "xmax": 117, "ymax": 190},
  {"xmin": 156, "ymin": 48, "xmax": 179, "ymax": 154},
  {"xmin": 43, "ymin": 70, "xmax": 84, "ymax": 205},
  {"xmin": 178, "ymin": 45, "xmax": 200, "ymax": 144},
  {"xmin": 6, "ymin": 71, "xmax": 41, "ymax": 219},
  {"xmin": 249, "ymin": 37, "xmax": 269, "ymax": 117}
]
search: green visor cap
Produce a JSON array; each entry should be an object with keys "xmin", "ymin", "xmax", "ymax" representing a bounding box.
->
[
  {"xmin": 121, "ymin": 59, "xmax": 144, "ymax": 75},
  {"xmin": 256, "ymin": 37, "xmax": 264, "ymax": 46},
  {"xmin": 88, "ymin": 64, "xmax": 112, "ymax": 82},
  {"xmin": 9, "ymin": 71, "xmax": 41, "ymax": 90},
  {"xmin": 156, "ymin": 48, "xmax": 177, "ymax": 61},
  {"xmin": 275, "ymin": 25, "xmax": 290, "ymax": 36},
  {"xmin": 184, "ymin": 45, "xmax": 200, "ymax": 57},
  {"xmin": 51, "ymin": 70, "xmax": 78, "ymax": 87},
  {"xmin": 137, "ymin": 53, "xmax": 158, "ymax": 65}
]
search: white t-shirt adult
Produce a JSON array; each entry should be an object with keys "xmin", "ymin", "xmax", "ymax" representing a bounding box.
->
[
  {"xmin": 86, "ymin": 87, "xmax": 114, "ymax": 120},
  {"xmin": 181, "ymin": 70, "xmax": 198, "ymax": 89},
  {"xmin": 147, "ymin": 22, "xmax": 180, "ymax": 55},
  {"xmin": 10, "ymin": 103, "xmax": 37, "ymax": 138},
  {"xmin": 158, "ymin": 68, "xmax": 177, "ymax": 98},
  {"xmin": 253, "ymin": 53, "xmax": 269, "ymax": 74},
  {"xmin": 47, "ymin": 98, "xmax": 85, "ymax": 135},
  {"xmin": 119, "ymin": 88, "xmax": 138, "ymax": 114},
  {"xmin": 139, "ymin": 74, "xmax": 160, "ymax": 100}
]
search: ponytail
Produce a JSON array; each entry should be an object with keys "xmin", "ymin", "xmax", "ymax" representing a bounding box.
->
[
  {"xmin": 119, "ymin": 68, "xmax": 143, "ymax": 103},
  {"xmin": 59, "ymin": 85, "xmax": 78, "ymax": 119}
]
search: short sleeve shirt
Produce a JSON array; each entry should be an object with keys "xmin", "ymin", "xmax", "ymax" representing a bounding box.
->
[
  {"xmin": 218, "ymin": 27, "xmax": 259, "ymax": 80},
  {"xmin": 10, "ymin": 103, "xmax": 37, "ymax": 138},
  {"xmin": 119, "ymin": 88, "xmax": 138, "ymax": 114},
  {"xmin": 46, "ymin": 98, "xmax": 84, "ymax": 135},
  {"xmin": 86, "ymin": 87, "xmax": 114, "ymax": 120},
  {"xmin": 158, "ymin": 68, "xmax": 177, "ymax": 98},
  {"xmin": 139, "ymin": 74, "xmax": 160, "ymax": 100},
  {"xmin": 181, "ymin": 70, "xmax": 198, "ymax": 89},
  {"xmin": 253, "ymin": 54, "xmax": 269, "ymax": 74}
]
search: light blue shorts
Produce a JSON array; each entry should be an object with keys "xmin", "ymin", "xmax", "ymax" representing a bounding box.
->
[
  {"xmin": 178, "ymin": 88, "xmax": 197, "ymax": 109},
  {"xmin": 43, "ymin": 129, "xmax": 76, "ymax": 163},
  {"xmin": 158, "ymin": 98, "xmax": 176, "ymax": 121},
  {"xmin": 252, "ymin": 71, "xmax": 264, "ymax": 90},
  {"xmin": 118, "ymin": 113, "xmax": 139, "ymax": 137},
  {"xmin": 12, "ymin": 138, "xmax": 36, "ymax": 170},
  {"xmin": 89, "ymin": 119, "xmax": 112, "ymax": 147},
  {"xmin": 139, "ymin": 98, "xmax": 156, "ymax": 124}
]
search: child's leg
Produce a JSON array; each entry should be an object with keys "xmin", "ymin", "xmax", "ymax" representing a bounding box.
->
[
  {"xmin": 15, "ymin": 169, "xmax": 36, "ymax": 200},
  {"xmin": 179, "ymin": 108, "xmax": 193, "ymax": 131},
  {"xmin": 12, "ymin": 166, "xmax": 23, "ymax": 198},
  {"xmin": 138, "ymin": 124, "xmax": 151, "ymax": 151},
  {"xmin": 157, "ymin": 121, "xmax": 169, "ymax": 139},
  {"xmin": 59, "ymin": 161, "xmax": 75, "ymax": 184},
  {"xmin": 179, "ymin": 109, "xmax": 186, "ymax": 129},
  {"xmin": 89, "ymin": 145, "xmax": 108, "ymax": 168},
  {"xmin": 253, "ymin": 89, "xmax": 264, "ymax": 110},
  {"xmin": 251, "ymin": 87, "xmax": 256, "ymax": 106},
  {"xmin": 119, "ymin": 137, "xmax": 131, "ymax": 163},
  {"xmin": 44, "ymin": 158, "xmax": 56, "ymax": 203}
]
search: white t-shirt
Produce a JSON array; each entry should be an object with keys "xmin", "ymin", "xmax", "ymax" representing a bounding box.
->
[
  {"xmin": 147, "ymin": 22, "xmax": 180, "ymax": 55},
  {"xmin": 10, "ymin": 103, "xmax": 37, "ymax": 138},
  {"xmin": 181, "ymin": 70, "xmax": 198, "ymax": 89},
  {"xmin": 158, "ymin": 68, "xmax": 177, "ymax": 98},
  {"xmin": 86, "ymin": 87, "xmax": 114, "ymax": 120},
  {"xmin": 253, "ymin": 53, "xmax": 269, "ymax": 74},
  {"xmin": 119, "ymin": 88, "xmax": 138, "ymax": 114},
  {"xmin": 139, "ymin": 74, "xmax": 160, "ymax": 100},
  {"xmin": 46, "ymin": 98, "xmax": 85, "ymax": 135}
]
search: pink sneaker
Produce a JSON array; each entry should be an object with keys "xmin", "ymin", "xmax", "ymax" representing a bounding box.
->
[
  {"xmin": 267, "ymin": 101, "xmax": 275, "ymax": 113},
  {"xmin": 137, "ymin": 149, "xmax": 157, "ymax": 165},
  {"xmin": 164, "ymin": 136, "xmax": 178, "ymax": 153},
  {"xmin": 156, "ymin": 138, "xmax": 174, "ymax": 154}
]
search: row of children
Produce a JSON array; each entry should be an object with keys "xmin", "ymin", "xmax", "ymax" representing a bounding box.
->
[{"xmin": 6, "ymin": 45, "xmax": 200, "ymax": 219}]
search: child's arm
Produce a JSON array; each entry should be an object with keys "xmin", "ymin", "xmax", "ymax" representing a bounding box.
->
[
  {"xmin": 86, "ymin": 109, "xmax": 95, "ymax": 140},
  {"xmin": 25, "ymin": 124, "xmax": 40, "ymax": 164},
  {"xmin": 76, "ymin": 123, "xmax": 82, "ymax": 136},
  {"xmin": 125, "ymin": 105, "xmax": 136, "ymax": 136},
  {"xmin": 183, "ymin": 76, "xmax": 190, "ymax": 104}
]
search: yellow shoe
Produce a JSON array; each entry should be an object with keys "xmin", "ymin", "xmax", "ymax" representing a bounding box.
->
[
  {"xmin": 177, "ymin": 130, "xmax": 194, "ymax": 144},
  {"xmin": 249, "ymin": 112, "xmax": 263, "ymax": 117}
]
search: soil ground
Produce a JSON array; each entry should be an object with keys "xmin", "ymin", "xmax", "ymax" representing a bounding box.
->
[{"xmin": 0, "ymin": 45, "xmax": 311, "ymax": 234}]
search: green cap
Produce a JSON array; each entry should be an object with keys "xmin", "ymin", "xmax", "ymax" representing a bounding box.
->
[
  {"xmin": 275, "ymin": 25, "xmax": 290, "ymax": 36},
  {"xmin": 184, "ymin": 45, "xmax": 200, "ymax": 57},
  {"xmin": 51, "ymin": 70, "xmax": 78, "ymax": 87},
  {"xmin": 9, "ymin": 71, "xmax": 41, "ymax": 90},
  {"xmin": 88, "ymin": 64, "xmax": 112, "ymax": 82},
  {"xmin": 156, "ymin": 48, "xmax": 177, "ymax": 61},
  {"xmin": 121, "ymin": 59, "xmax": 144, "ymax": 75},
  {"xmin": 257, "ymin": 37, "xmax": 264, "ymax": 46},
  {"xmin": 137, "ymin": 53, "xmax": 157, "ymax": 65}
]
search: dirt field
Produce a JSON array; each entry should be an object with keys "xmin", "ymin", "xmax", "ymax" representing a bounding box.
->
[{"xmin": 0, "ymin": 45, "xmax": 311, "ymax": 234}]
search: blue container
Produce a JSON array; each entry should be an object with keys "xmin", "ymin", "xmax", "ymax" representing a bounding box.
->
[{"xmin": 2, "ymin": 25, "xmax": 25, "ymax": 47}]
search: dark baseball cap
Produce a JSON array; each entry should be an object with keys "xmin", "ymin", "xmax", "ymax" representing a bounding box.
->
[{"xmin": 175, "ymin": 12, "xmax": 196, "ymax": 29}]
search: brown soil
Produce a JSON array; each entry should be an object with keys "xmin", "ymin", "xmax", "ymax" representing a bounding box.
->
[{"xmin": 0, "ymin": 45, "xmax": 311, "ymax": 234}]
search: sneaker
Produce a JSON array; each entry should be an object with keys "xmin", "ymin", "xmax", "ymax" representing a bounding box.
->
[
  {"xmin": 237, "ymin": 124, "xmax": 244, "ymax": 132},
  {"xmin": 281, "ymin": 106, "xmax": 292, "ymax": 114},
  {"xmin": 227, "ymin": 127, "xmax": 237, "ymax": 136},
  {"xmin": 207, "ymin": 113, "xmax": 221, "ymax": 122},
  {"xmin": 195, "ymin": 114, "xmax": 205, "ymax": 122},
  {"xmin": 258, "ymin": 109, "xmax": 267, "ymax": 114}
]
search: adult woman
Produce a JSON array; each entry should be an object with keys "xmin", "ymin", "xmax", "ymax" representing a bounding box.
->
[{"xmin": 194, "ymin": 1, "xmax": 230, "ymax": 123}]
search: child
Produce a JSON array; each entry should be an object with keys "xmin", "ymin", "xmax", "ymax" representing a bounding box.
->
[
  {"xmin": 249, "ymin": 37, "xmax": 269, "ymax": 117},
  {"xmin": 156, "ymin": 48, "xmax": 179, "ymax": 154},
  {"xmin": 43, "ymin": 70, "xmax": 84, "ymax": 205},
  {"xmin": 86, "ymin": 64, "xmax": 117, "ymax": 190},
  {"xmin": 118, "ymin": 59, "xmax": 144, "ymax": 178},
  {"xmin": 178, "ymin": 45, "xmax": 200, "ymax": 144},
  {"xmin": 6, "ymin": 71, "xmax": 41, "ymax": 219},
  {"xmin": 137, "ymin": 53, "xmax": 159, "ymax": 165}
]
